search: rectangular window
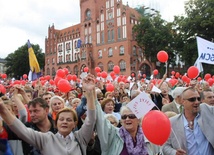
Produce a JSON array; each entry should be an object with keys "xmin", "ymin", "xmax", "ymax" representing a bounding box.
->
[
  {"xmin": 117, "ymin": 8, "xmax": 121, "ymax": 17},
  {"xmin": 97, "ymin": 24, "xmax": 100, "ymax": 32},
  {"xmin": 122, "ymin": 26, "xmax": 127, "ymax": 38},
  {"xmin": 118, "ymin": 27, "xmax": 121, "ymax": 39},
  {"xmin": 101, "ymin": 32, "xmax": 104, "ymax": 43},
  {"xmin": 97, "ymin": 32, "xmax": 100, "ymax": 44},
  {"xmin": 101, "ymin": 22, "xmax": 104, "ymax": 31},
  {"xmin": 111, "ymin": 30, "xmax": 114, "ymax": 41},
  {"xmin": 108, "ymin": 30, "xmax": 111, "ymax": 41},
  {"xmin": 89, "ymin": 27, "xmax": 91, "ymax": 34},
  {"xmin": 117, "ymin": 17, "xmax": 121, "ymax": 26}
]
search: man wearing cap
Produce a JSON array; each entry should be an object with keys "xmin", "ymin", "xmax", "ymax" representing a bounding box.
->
[{"xmin": 162, "ymin": 87, "xmax": 187, "ymax": 114}]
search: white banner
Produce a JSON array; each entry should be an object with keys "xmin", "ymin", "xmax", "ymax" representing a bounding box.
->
[
  {"xmin": 197, "ymin": 36, "xmax": 214, "ymax": 65},
  {"xmin": 127, "ymin": 92, "xmax": 156, "ymax": 119}
]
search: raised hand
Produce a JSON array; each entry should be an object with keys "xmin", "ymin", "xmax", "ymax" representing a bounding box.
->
[{"xmin": 82, "ymin": 73, "xmax": 96, "ymax": 92}]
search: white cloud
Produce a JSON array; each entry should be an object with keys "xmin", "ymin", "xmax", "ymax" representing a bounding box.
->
[{"xmin": 0, "ymin": 0, "xmax": 186, "ymax": 58}]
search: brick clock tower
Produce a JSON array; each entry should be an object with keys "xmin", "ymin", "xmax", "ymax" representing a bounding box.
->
[{"xmin": 45, "ymin": 0, "xmax": 153, "ymax": 78}]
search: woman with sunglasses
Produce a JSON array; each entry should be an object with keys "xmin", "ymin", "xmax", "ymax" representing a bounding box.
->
[{"xmin": 87, "ymin": 74, "xmax": 148, "ymax": 155}]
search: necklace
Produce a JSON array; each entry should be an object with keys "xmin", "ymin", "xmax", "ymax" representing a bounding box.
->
[{"xmin": 188, "ymin": 121, "xmax": 194, "ymax": 130}]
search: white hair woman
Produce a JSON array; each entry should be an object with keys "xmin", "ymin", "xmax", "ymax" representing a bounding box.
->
[
  {"xmin": 87, "ymin": 74, "xmax": 148, "ymax": 155},
  {"xmin": 49, "ymin": 96, "xmax": 65, "ymax": 121}
]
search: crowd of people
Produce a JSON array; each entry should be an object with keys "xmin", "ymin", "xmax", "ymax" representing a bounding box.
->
[{"xmin": 0, "ymin": 72, "xmax": 214, "ymax": 155}]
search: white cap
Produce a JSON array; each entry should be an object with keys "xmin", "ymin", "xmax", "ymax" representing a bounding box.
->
[{"xmin": 172, "ymin": 87, "xmax": 187, "ymax": 98}]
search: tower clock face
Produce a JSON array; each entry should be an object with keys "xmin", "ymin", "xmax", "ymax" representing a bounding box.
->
[{"xmin": 86, "ymin": 10, "xmax": 91, "ymax": 18}]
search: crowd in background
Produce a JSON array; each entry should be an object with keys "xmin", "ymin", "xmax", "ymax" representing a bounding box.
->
[{"xmin": 0, "ymin": 72, "xmax": 214, "ymax": 155}]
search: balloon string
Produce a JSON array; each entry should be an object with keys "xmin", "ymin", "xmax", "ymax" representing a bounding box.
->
[{"xmin": 171, "ymin": 127, "xmax": 182, "ymax": 149}]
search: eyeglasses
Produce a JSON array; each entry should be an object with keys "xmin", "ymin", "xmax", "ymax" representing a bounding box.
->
[
  {"xmin": 121, "ymin": 114, "xmax": 137, "ymax": 120},
  {"xmin": 98, "ymin": 98, "xmax": 103, "ymax": 101},
  {"xmin": 184, "ymin": 97, "xmax": 201, "ymax": 102}
]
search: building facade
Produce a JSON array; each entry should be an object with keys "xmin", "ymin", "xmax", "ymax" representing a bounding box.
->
[{"xmin": 45, "ymin": 0, "xmax": 154, "ymax": 78}]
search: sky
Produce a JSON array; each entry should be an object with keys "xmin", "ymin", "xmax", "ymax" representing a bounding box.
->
[{"xmin": 0, "ymin": 0, "xmax": 187, "ymax": 59}]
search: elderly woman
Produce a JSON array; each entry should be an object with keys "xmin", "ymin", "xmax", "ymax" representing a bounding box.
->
[
  {"xmin": 86, "ymin": 74, "xmax": 148, "ymax": 155},
  {"xmin": 49, "ymin": 96, "xmax": 65, "ymax": 121},
  {"xmin": 0, "ymin": 75, "xmax": 96, "ymax": 155},
  {"xmin": 101, "ymin": 98, "xmax": 121, "ymax": 121}
]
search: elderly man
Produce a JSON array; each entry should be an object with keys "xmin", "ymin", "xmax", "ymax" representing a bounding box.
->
[
  {"xmin": 162, "ymin": 87, "xmax": 214, "ymax": 155},
  {"xmin": 200, "ymin": 89, "xmax": 214, "ymax": 106},
  {"xmin": 162, "ymin": 87, "xmax": 187, "ymax": 114}
]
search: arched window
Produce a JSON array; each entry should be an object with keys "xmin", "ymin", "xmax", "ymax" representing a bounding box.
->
[
  {"xmin": 98, "ymin": 62, "xmax": 104, "ymax": 71},
  {"xmin": 98, "ymin": 50, "xmax": 102, "ymax": 58},
  {"xmin": 119, "ymin": 60, "xmax": 126, "ymax": 71},
  {"xmin": 52, "ymin": 67, "xmax": 56, "ymax": 76},
  {"xmin": 66, "ymin": 66, "xmax": 71, "ymax": 74},
  {"xmin": 74, "ymin": 65, "xmax": 79, "ymax": 76},
  {"xmin": 108, "ymin": 47, "xmax": 113, "ymax": 57},
  {"xmin": 133, "ymin": 46, "xmax": 137, "ymax": 56},
  {"xmin": 47, "ymin": 68, "xmax": 50, "ymax": 75},
  {"xmin": 108, "ymin": 61, "xmax": 114, "ymax": 71},
  {"xmin": 119, "ymin": 45, "xmax": 124, "ymax": 55}
]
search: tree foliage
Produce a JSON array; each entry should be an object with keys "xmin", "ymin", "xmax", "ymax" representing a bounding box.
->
[
  {"xmin": 133, "ymin": 13, "xmax": 176, "ymax": 74},
  {"xmin": 173, "ymin": 0, "xmax": 214, "ymax": 72},
  {"xmin": 5, "ymin": 43, "xmax": 45, "ymax": 79}
]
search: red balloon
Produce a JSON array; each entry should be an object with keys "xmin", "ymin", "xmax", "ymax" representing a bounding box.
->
[
  {"xmin": 67, "ymin": 74, "xmax": 73, "ymax": 81},
  {"xmin": 73, "ymin": 75, "xmax": 77, "ymax": 81},
  {"xmin": 0, "ymin": 84, "xmax": 6, "ymax": 94},
  {"xmin": 153, "ymin": 69, "xmax": 158, "ymax": 76},
  {"xmin": 175, "ymin": 72, "xmax": 180, "ymax": 78},
  {"xmin": 204, "ymin": 73, "xmax": 211, "ymax": 81},
  {"xmin": 83, "ymin": 67, "xmax": 89, "ymax": 72},
  {"xmin": 49, "ymin": 79, "xmax": 55, "ymax": 85},
  {"xmin": 197, "ymin": 77, "xmax": 202, "ymax": 81},
  {"xmin": 63, "ymin": 68, "xmax": 69, "ymax": 75},
  {"xmin": 110, "ymin": 71, "xmax": 115, "ymax": 77},
  {"xmin": 97, "ymin": 72, "xmax": 101, "ymax": 77},
  {"xmin": 142, "ymin": 110, "xmax": 171, "ymax": 145},
  {"xmin": 54, "ymin": 76, "xmax": 62, "ymax": 86},
  {"xmin": 56, "ymin": 69, "xmax": 66, "ymax": 78},
  {"xmin": 21, "ymin": 80, "xmax": 26, "ymax": 85},
  {"xmin": 157, "ymin": 51, "xmax": 168, "ymax": 63},
  {"xmin": 1, "ymin": 73, "xmax": 7, "ymax": 79},
  {"xmin": 45, "ymin": 75, "xmax": 51, "ymax": 81},
  {"xmin": 95, "ymin": 67, "xmax": 101, "ymax": 73},
  {"xmin": 208, "ymin": 78, "xmax": 214, "ymax": 86},
  {"xmin": 106, "ymin": 83, "xmax": 114, "ymax": 92},
  {"xmin": 181, "ymin": 75, "xmax": 188, "ymax": 82},
  {"xmin": 171, "ymin": 71, "xmax": 175, "ymax": 75},
  {"xmin": 57, "ymin": 79, "xmax": 71, "ymax": 92},
  {"xmin": 186, "ymin": 78, "xmax": 191, "ymax": 84},
  {"xmin": 187, "ymin": 66, "xmax": 199, "ymax": 79},
  {"xmin": 113, "ymin": 65, "xmax": 120, "ymax": 74},
  {"xmin": 169, "ymin": 79, "xmax": 178, "ymax": 87},
  {"xmin": 101, "ymin": 71, "xmax": 108, "ymax": 78},
  {"xmin": 23, "ymin": 74, "xmax": 28, "ymax": 79}
]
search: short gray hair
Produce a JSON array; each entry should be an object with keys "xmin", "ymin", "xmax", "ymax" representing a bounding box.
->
[{"xmin": 172, "ymin": 87, "xmax": 187, "ymax": 99}]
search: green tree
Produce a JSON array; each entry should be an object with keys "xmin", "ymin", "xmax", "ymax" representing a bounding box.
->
[
  {"xmin": 173, "ymin": 0, "xmax": 214, "ymax": 73},
  {"xmin": 133, "ymin": 13, "xmax": 176, "ymax": 75},
  {"xmin": 5, "ymin": 43, "xmax": 45, "ymax": 79}
]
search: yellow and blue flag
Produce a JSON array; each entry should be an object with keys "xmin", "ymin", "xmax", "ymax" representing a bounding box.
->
[{"xmin": 27, "ymin": 40, "xmax": 41, "ymax": 81}]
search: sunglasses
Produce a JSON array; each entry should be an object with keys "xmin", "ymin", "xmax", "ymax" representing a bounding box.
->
[
  {"xmin": 98, "ymin": 98, "xmax": 103, "ymax": 101},
  {"xmin": 121, "ymin": 114, "xmax": 137, "ymax": 120},
  {"xmin": 184, "ymin": 97, "xmax": 201, "ymax": 102}
]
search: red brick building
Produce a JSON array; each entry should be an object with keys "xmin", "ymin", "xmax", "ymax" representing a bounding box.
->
[{"xmin": 45, "ymin": 0, "xmax": 154, "ymax": 78}]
